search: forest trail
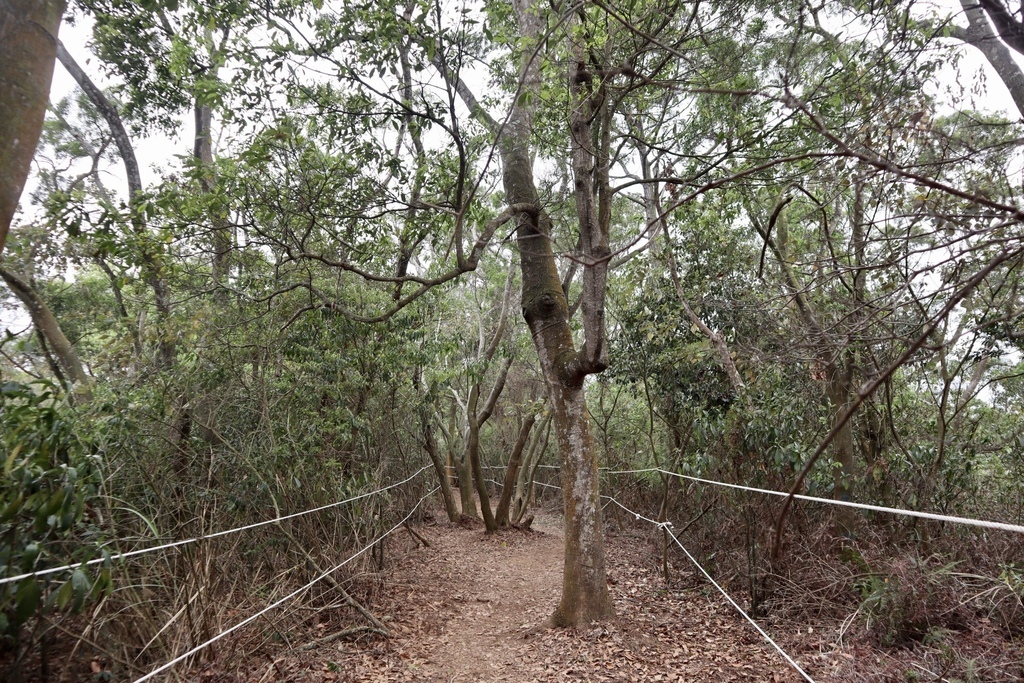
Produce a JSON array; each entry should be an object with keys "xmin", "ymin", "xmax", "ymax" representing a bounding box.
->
[{"xmin": 287, "ymin": 511, "xmax": 822, "ymax": 683}]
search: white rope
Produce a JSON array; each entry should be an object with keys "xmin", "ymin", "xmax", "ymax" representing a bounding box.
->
[
  {"xmin": 663, "ymin": 524, "xmax": 815, "ymax": 682},
  {"xmin": 602, "ymin": 495, "xmax": 663, "ymax": 527},
  {"xmin": 1, "ymin": 467, "xmax": 430, "ymax": 586},
  {"xmin": 600, "ymin": 467, "xmax": 1024, "ymax": 535},
  {"xmin": 133, "ymin": 486, "xmax": 438, "ymax": 683},
  {"xmin": 464, "ymin": 463, "xmax": 1024, "ymax": 534},
  {"xmin": 604, "ymin": 495, "xmax": 815, "ymax": 683}
]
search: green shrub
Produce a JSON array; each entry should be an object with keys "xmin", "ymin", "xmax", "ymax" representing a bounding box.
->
[{"xmin": 0, "ymin": 381, "xmax": 109, "ymax": 639}]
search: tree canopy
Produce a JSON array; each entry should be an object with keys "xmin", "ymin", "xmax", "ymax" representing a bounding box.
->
[{"xmin": 3, "ymin": 0, "xmax": 1024, "ymax": 678}]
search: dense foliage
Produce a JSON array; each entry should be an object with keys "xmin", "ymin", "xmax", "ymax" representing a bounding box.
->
[{"xmin": 2, "ymin": 0, "xmax": 1024, "ymax": 679}]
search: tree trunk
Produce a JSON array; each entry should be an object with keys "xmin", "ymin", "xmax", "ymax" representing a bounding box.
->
[
  {"xmin": 420, "ymin": 408, "xmax": 459, "ymax": 522},
  {"xmin": 507, "ymin": 141, "xmax": 614, "ymax": 623},
  {"xmin": 513, "ymin": 412, "xmax": 551, "ymax": 524},
  {"xmin": 465, "ymin": 416, "xmax": 496, "ymax": 531},
  {"xmin": 194, "ymin": 98, "xmax": 232, "ymax": 286},
  {"xmin": 825, "ymin": 358, "xmax": 856, "ymax": 535},
  {"xmin": 464, "ymin": 355, "xmax": 512, "ymax": 532},
  {"xmin": 446, "ymin": 403, "xmax": 476, "ymax": 516},
  {"xmin": 493, "ymin": 0, "xmax": 614, "ymax": 626},
  {"xmin": 56, "ymin": 41, "xmax": 175, "ymax": 369},
  {"xmin": 436, "ymin": 0, "xmax": 613, "ymax": 624},
  {"xmin": 495, "ymin": 412, "xmax": 536, "ymax": 527},
  {"xmin": 637, "ymin": 147, "xmax": 745, "ymax": 395},
  {"xmin": 0, "ymin": 266, "xmax": 91, "ymax": 400},
  {"xmin": 0, "ymin": 0, "xmax": 66, "ymax": 252}
]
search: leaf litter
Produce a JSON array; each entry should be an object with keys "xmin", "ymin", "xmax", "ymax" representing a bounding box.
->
[{"xmin": 145, "ymin": 506, "xmax": 1024, "ymax": 683}]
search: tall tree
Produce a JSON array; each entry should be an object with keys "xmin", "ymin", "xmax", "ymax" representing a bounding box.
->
[{"xmin": 0, "ymin": 0, "xmax": 66, "ymax": 252}]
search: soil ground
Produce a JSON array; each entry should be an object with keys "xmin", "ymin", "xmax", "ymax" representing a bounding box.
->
[{"xmin": 260, "ymin": 511, "xmax": 831, "ymax": 682}]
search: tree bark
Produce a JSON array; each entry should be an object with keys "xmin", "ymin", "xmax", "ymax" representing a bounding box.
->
[
  {"xmin": 0, "ymin": 266, "xmax": 91, "ymax": 399},
  {"xmin": 513, "ymin": 412, "xmax": 551, "ymax": 524},
  {"xmin": 825, "ymin": 357, "xmax": 856, "ymax": 534},
  {"xmin": 434, "ymin": 0, "xmax": 614, "ymax": 624},
  {"xmin": 953, "ymin": 0, "xmax": 1024, "ymax": 119},
  {"xmin": 494, "ymin": 412, "xmax": 536, "ymax": 527},
  {"xmin": 496, "ymin": 0, "xmax": 613, "ymax": 626},
  {"xmin": 421, "ymin": 410, "xmax": 460, "ymax": 522},
  {"xmin": 465, "ymin": 355, "xmax": 512, "ymax": 532},
  {"xmin": 0, "ymin": 0, "xmax": 66, "ymax": 253},
  {"xmin": 440, "ymin": 401, "xmax": 476, "ymax": 516},
  {"xmin": 194, "ymin": 91, "xmax": 232, "ymax": 285}
]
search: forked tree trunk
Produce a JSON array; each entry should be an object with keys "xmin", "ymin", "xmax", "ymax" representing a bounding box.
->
[
  {"xmin": 495, "ymin": 0, "xmax": 613, "ymax": 626},
  {"xmin": 505, "ymin": 114, "xmax": 614, "ymax": 624},
  {"xmin": 437, "ymin": 0, "xmax": 614, "ymax": 625},
  {"xmin": 751, "ymin": 196, "xmax": 860, "ymax": 531},
  {"xmin": 465, "ymin": 413, "xmax": 496, "ymax": 530},
  {"xmin": 443, "ymin": 402, "xmax": 476, "ymax": 516}
]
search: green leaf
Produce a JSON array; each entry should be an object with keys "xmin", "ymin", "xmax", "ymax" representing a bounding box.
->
[
  {"xmin": 71, "ymin": 568, "xmax": 90, "ymax": 612},
  {"xmin": 56, "ymin": 579, "xmax": 74, "ymax": 610},
  {"xmin": 13, "ymin": 580, "xmax": 40, "ymax": 627}
]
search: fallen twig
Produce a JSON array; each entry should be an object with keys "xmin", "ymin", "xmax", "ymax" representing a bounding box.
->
[{"xmin": 293, "ymin": 626, "xmax": 389, "ymax": 652}]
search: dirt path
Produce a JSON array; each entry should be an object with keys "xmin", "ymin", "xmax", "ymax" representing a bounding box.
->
[
  {"xmin": 304, "ymin": 513, "xmax": 824, "ymax": 683},
  {"xmin": 378, "ymin": 515, "xmax": 565, "ymax": 681}
]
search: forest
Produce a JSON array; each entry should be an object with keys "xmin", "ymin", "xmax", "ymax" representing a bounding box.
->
[{"xmin": 2, "ymin": 0, "xmax": 1024, "ymax": 680}]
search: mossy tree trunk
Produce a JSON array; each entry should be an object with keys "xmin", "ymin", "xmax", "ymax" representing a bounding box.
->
[{"xmin": 491, "ymin": 0, "xmax": 615, "ymax": 626}]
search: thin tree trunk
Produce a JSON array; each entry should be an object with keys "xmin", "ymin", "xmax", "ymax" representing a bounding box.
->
[
  {"xmin": 56, "ymin": 41, "xmax": 175, "ymax": 369},
  {"xmin": 422, "ymin": 412, "xmax": 459, "ymax": 522},
  {"xmin": 495, "ymin": 412, "xmax": 536, "ymax": 527},
  {"xmin": 0, "ymin": 267, "xmax": 91, "ymax": 399},
  {"xmin": 465, "ymin": 355, "xmax": 513, "ymax": 532},
  {"xmin": 825, "ymin": 358, "xmax": 856, "ymax": 534},
  {"xmin": 441, "ymin": 402, "xmax": 476, "ymax": 517},
  {"xmin": 751, "ymin": 196, "xmax": 859, "ymax": 524},
  {"xmin": 513, "ymin": 412, "xmax": 551, "ymax": 524},
  {"xmin": 194, "ymin": 97, "xmax": 232, "ymax": 286},
  {"xmin": 638, "ymin": 149, "xmax": 744, "ymax": 395}
]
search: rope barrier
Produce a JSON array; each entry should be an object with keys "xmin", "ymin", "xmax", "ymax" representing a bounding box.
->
[
  {"xmin": 602, "ymin": 467, "xmax": 1024, "ymax": 535},
  {"xmin": 133, "ymin": 486, "xmax": 439, "ymax": 683},
  {"xmin": 604, "ymin": 495, "xmax": 816, "ymax": 682},
  {"xmin": 445, "ymin": 462, "xmax": 1023, "ymax": 534},
  {"xmin": 602, "ymin": 495, "xmax": 663, "ymax": 527},
  {"xmin": 1, "ymin": 467, "xmax": 431, "ymax": 586}
]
